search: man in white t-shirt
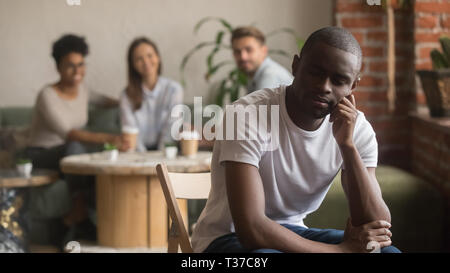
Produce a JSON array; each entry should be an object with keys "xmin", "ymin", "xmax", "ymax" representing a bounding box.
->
[{"xmin": 191, "ymin": 27, "xmax": 400, "ymax": 253}]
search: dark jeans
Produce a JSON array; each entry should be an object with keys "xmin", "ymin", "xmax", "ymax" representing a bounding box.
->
[
  {"xmin": 204, "ymin": 224, "xmax": 401, "ymax": 253},
  {"xmin": 25, "ymin": 141, "xmax": 100, "ymax": 195},
  {"xmin": 24, "ymin": 141, "xmax": 100, "ymax": 247}
]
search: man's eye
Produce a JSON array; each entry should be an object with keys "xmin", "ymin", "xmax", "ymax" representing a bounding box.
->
[{"xmin": 333, "ymin": 78, "xmax": 347, "ymax": 85}]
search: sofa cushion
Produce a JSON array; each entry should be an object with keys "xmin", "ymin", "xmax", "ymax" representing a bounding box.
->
[
  {"xmin": 0, "ymin": 107, "xmax": 33, "ymax": 128},
  {"xmin": 0, "ymin": 127, "xmax": 30, "ymax": 168},
  {"xmin": 86, "ymin": 106, "xmax": 121, "ymax": 134}
]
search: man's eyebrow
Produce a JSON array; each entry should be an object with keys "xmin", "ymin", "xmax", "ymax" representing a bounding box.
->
[
  {"xmin": 335, "ymin": 72, "xmax": 352, "ymax": 81},
  {"xmin": 310, "ymin": 64, "xmax": 352, "ymax": 81}
]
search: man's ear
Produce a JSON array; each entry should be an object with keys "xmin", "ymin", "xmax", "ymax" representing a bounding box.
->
[
  {"xmin": 291, "ymin": 54, "xmax": 300, "ymax": 76},
  {"xmin": 262, "ymin": 44, "xmax": 268, "ymax": 57},
  {"xmin": 351, "ymin": 74, "xmax": 361, "ymax": 90}
]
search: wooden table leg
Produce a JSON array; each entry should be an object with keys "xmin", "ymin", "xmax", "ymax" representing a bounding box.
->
[
  {"xmin": 96, "ymin": 174, "xmax": 148, "ymax": 248},
  {"xmin": 96, "ymin": 174, "xmax": 189, "ymax": 249},
  {"xmin": 148, "ymin": 175, "xmax": 168, "ymax": 247}
]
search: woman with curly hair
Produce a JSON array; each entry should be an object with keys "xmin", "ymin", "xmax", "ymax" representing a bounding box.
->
[{"xmin": 25, "ymin": 34, "xmax": 125, "ymax": 248}]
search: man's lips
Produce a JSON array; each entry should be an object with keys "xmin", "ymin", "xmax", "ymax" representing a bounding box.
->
[{"xmin": 311, "ymin": 96, "xmax": 330, "ymax": 108}]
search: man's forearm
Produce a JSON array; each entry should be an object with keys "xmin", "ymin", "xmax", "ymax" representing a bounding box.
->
[
  {"xmin": 240, "ymin": 216, "xmax": 342, "ymax": 253},
  {"xmin": 340, "ymin": 144, "xmax": 391, "ymax": 226}
]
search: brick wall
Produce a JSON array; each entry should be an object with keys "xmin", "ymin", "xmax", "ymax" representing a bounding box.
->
[
  {"xmin": 413, "ymin": 0, "xmax": 450, "ymax": 197},
  {"xmin": 411, "ymin": 114, "xmax": 450, "ymax": 196},
  {"xmin": 415, "ymin": 0, "xmax": 450, "ymax": 107},
  {"xmin": 334, "ymin": 0, "xmax": 416, "ymax": 170},
  {"xmin": 410, "ymin": 113, "xmax": 450, "ymax": 250}
]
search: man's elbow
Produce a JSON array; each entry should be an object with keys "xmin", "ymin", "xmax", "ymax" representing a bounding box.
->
[
  {"xmin": 234, "ymin": 219, "xmax": 267, "ymax": 250},
  {"xmin": 382, "ymin": 206, "xmax": 392, "ymax": 224},
  {"xmin": 362, "ymin": 205, "xmax": 392, "ymax": 226}
]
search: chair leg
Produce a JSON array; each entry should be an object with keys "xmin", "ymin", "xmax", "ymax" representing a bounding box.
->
[
  {"xmin": 168, "ymin": 223, "xmax": 179, "ymax": 253},
  {"xmin": 168, "ymin": 235, "xmax": 179, "ymax": 253}
]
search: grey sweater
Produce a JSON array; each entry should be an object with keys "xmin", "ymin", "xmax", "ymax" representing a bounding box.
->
[{"xmin": 28, "ymin": 84, "xmax": 92, "ymax": 148}]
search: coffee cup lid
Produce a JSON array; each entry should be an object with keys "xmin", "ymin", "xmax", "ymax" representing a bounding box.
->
[
  {"xmin": 179, "ymin": 130, "xmax": 201, "ymax": 140},
  {"xmin": 122, "ymin": 126, "xmax": 139, "ymax": 134}
]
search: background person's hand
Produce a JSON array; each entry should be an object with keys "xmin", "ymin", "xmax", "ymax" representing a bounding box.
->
[
  {"xmin": 112, "ymin": 134, "xmax": 130, "ymax": 152},
  {"xmin": 339, "ymin": 218, "xmax": 393, "ymax": 253}
]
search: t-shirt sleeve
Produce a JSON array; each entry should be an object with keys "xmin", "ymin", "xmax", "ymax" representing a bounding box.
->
[
  {"xmin": 217, "ymin": 105, "xmax": 266, "ymax": 168},
  {"xmin": 38, "ymin": 92, "xmax": 72, "ymax": 139},
  {"xmin": 218, "ymin": 139, "xmax": 263, "ymax": 168},
  {"xmin": 352, "ymin": 111, "xmax": 378, "ymax": 168}
]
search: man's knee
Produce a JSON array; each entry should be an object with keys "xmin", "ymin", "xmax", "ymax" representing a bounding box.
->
[{"xmin": 380, "ymin": 245, "xmax": 401, "ymax": 253}]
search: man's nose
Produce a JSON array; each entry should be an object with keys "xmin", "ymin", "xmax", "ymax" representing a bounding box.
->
[
  {"xmin": 317, "ymin": 76, "xmax": 332, "ymax": 94},
  {"xmin": 239, "ymin": 51, "xmax": 248, "ymax": 61}
]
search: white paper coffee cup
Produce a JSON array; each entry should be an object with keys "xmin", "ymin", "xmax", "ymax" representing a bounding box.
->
[{"xmin": 122, "ymin": 126, "xmax": 139, "ymax": 152}]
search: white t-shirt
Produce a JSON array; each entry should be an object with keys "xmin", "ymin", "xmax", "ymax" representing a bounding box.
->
[{"xmin": 191, "ymin": 85, "xmax": 378, "ymax": 252}]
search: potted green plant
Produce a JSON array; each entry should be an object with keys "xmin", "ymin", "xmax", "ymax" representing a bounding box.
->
[
  {"xmin": 16, "ymin": 158, "xmax": 32, "ymax": 177},
  {"xmin": 417, "ymin": 36, "xmax": 450, "ymax": 117},
  {"xmin": 180, "ymin": 17, "xmax": 304, "ymax": 106},
  {"xmin": 103, "ymin": 143, "xmax": 118, "ymax": 161}
]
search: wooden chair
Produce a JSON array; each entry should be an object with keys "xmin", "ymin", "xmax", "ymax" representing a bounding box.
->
[{"xmin": 156, "ymin": 163, "xmax": 211, "ymax": 253}]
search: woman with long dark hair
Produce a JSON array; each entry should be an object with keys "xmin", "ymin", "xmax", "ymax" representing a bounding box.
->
[{"xmin": 120, "ymin": 37, "xmax": 183, "ymax": 151}]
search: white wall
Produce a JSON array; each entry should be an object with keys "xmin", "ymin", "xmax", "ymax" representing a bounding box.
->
[{"xmin": 0, "ymin": 0, "xmax": 333, "ymax": 106}]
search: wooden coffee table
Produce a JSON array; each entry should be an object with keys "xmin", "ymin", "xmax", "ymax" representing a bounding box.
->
[
  {"xmin": 0, "ymin": 169, "xmax": 59, "ymax": 189},
  {"xmin": 60, "ymin": 151, "xmax": 211, "ymax": 249}
]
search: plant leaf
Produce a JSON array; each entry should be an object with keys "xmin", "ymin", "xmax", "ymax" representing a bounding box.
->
[
  {"xmin": 206, "ymin": 31, "xmax": 225, "ymax": 70},
  {"xmin": 194, "ymin": 17, "xmax": 233, "ymax": 34},
  {"xmin": 237, "ymin": 70, "xmax": 248, "ymax": 86},
  {"xmin": 431, "ymin": 49, "xmax": 449, "ymax": 69},
  {"xmin": 215, "ymin": 79, "xmax": 229, "ymax": 106},
  {"xmin": 266, "ymin": 27, "xmax": 298, "ymax": 38},
  {"xmin": 180, "ymin": 41, "xmax": 216, "ymax": 85},
  {"xmin": 230, "ymin": 84, "xmax": 240, "ymax": 102},
  {"xmin": 439, "ymin": 36, "xmax": 450, "ymax": 66},
  {"xmin": 296, "ymin": 38, "xmax": 305, "ymax": 51},
  {"xmin": 266, "ymin": 27, "xmax": 304, "ymax": 52},
  {"xmin": 206, "ymin": 61, "xmax": 234, "ymax": 80}
]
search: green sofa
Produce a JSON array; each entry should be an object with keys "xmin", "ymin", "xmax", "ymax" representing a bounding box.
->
[{"xmin": 0, "ymin": 106, "xmax": 446, "ymax": 252}]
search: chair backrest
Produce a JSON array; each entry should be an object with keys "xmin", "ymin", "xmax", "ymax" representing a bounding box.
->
[{"xmin": 156, "ymin": 163, "xmax": 211, "ymax": 253}]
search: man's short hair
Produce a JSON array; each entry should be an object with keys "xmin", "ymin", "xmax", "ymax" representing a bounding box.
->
[
  {"xmin": 300, "ymin": 26, "xmax": 362, "ymax": 71},
  {"xmin": 231, "ymin": 26, "xmax": 266, "ymax": 45}
]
